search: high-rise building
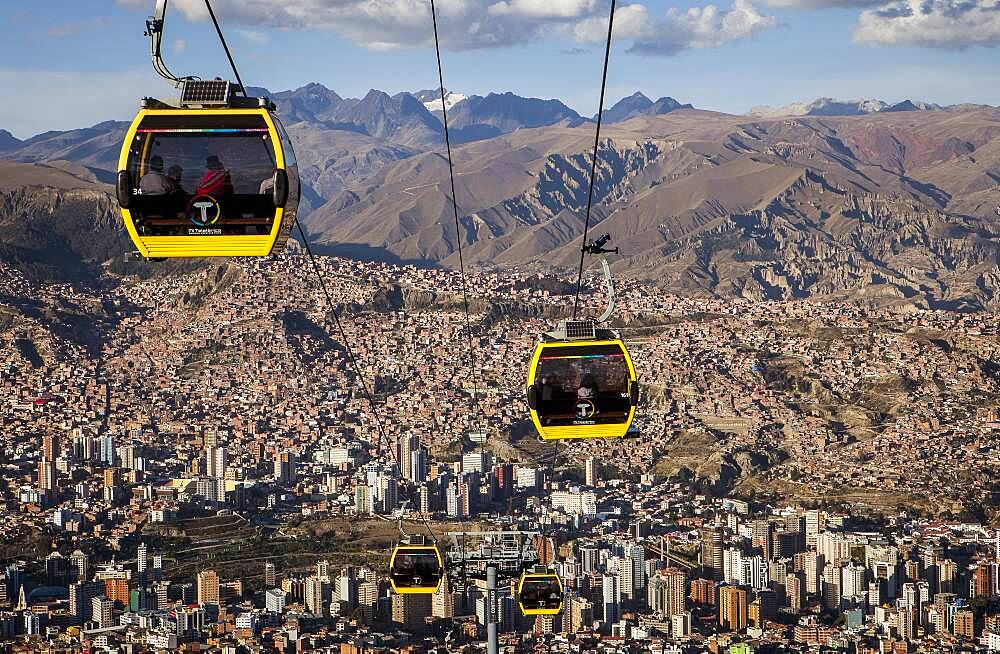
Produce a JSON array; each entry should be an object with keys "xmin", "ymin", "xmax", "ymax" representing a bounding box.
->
[
  {"xmin": 99, "ymin": 435, "xmax": 116, "ymax": 466},
  {"xmin": 774, "ymin": 531, "xmax": 801, "ymax": 559},
  {"xmin": 358, "ymin": 581, "xmax": 378, "ymax": 622},
  {"xmin": 274, "ymin": 451, "xmax": 297, "ymax": 486},
  {"xmin": 265, "ymin": 588, "xmax": 286, "ymax": 613},
  {"xmin": 805, "ymin": 510, "xmax": 824, "ymax": 548},
  {"xmin": 37, "ymin": 458, "xmax": 56, "ymax": 492},
  {"xmin": 379, "ymin": 475, "xmax": 399, "ymax": 514},
  {"xmin": 756, "ymin": 588, "xmax": 778, "ymax": 622},
  {"xmin": 493, "ymin": 463, "xmax": 514, "ymax": 496},
  {"xmin": 304, "ymin": 575, "xmax": 330, "ymax": 617},
  {"xmin": 446, "ymin": 482, "xmax": 466, "ymax": 518},
  {"xmin": 70, "ymin": 550, "xmax": 89, "ymax": 582},
  {"xmin": 338, "ymin": 566, "xmax": 358, "ymax": 610},
  {"xmin": 953, "ymin": 609, "xmax": 975, "ymax": 639},
  {"xmin": 648, "ymin": 568, "xmax": 687, "ymax": 618},
  {"xmin": 580, "ymin": 544, "xmax": 599, "ymax": 574},
  {"xmin": 42, "ymin": 434, "xmax": 61, "ymax": 461},
  {"xmin": 92, "ymin": 596, "xmax": 113, "ymax": 628},
  {"xmin": 411, "ymin": 447, "xmax": 428, "ymax": 483},
  {"xmin": 973, "ymin": 561, "xmax": 994, "ymax": 599},
  {"xmin": 432, "ymin": 575, "xmax": 455, "ymax": 618},
  {"xmin": 822, "ymin": 563, "xmax": 841, "ymax": 610},
  {"xmin": 392, "ymin": 592, "xmax": 432, "ymax": 628},
  {"xmin": 398, "ymin": 434, "xmax": 416, "ymax": 480},
  {"xmin": 69, "ymin": 581, "xmax": 101, "ymax": 623},
  {"xmin": 602, "ymin": 573, "xmax": 621, "ymax": 624},
  {"xmin": 718, "ymin": 585, "xmax": 748, "ymax": 632},
  {"xmin": 197, "ymin": 570, "xmax": 220, "ymax": 606},
  {"xmin": 671, "ymin": 612, "xmax": 692, "ymax": 638},
  {"xmin": 46, "ymin": 551, "xmax": 70, "ymax": 586},
  {"xmin": 817, "ymin": 532, "xmax": 851, "ymax": 568},
  {"xmin": 104, "ymin": 578, "xmax": 130, "ymax": 605},
  {"xmin": 795, "ymin": 551, "xmax": 823, "ymax": 595},
  {"xmin": 752, "ymin": 519, "xmax": 772, "ymax": 559},
  {"xmin": 137, "ymin": 543, "xmax": 148, "ymax": 577},
  {"xmin": 938, "ymin": 559, "xmax": 957, "ymax": 594},
  {"xmin": 264, "ymin": 562, "xmax": 276, "ymax": 588},
  {"xmin": 461, "ymin": 451, "xmax": 492, "ymax": 475},
  {"xmin": 627, "ymin": 546, "xmax": 647, "ymax": 603},
  {"xmin": 690, "ymin": 578, "xmax": 717, "ymax": 606},
  {"xmin": 748, "ymin": 597, "xmax": 762, "ymax": 629},
  {"xmin": 585, "ymin": 457, "xmax": 598, "ymax": 487},
  {"xmin": 786, "ymin": 572, "xmax": 804, "ymax": 612},
  {"xmin": 866, "ymin": 545, "xmax": 899, "ymax": 599},
  {"xmin": 564, "ymin": 594, "xmax": 594, "ymax": 634},
  {"xmin": 701, "ymin": 527, "xmax": 724, "ymax": 581},
  {"xmin": 206, "ymin": 446, "xmax": 228, "ymax": 479},
  {"xmin": 841, "ymin": 563, "xmax": 867, "ymax": 598}
]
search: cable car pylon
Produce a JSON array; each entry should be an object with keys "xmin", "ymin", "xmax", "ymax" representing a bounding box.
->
[{"xmin": 444, "ymin": 530, "xmax": 562, "ymax": 653}]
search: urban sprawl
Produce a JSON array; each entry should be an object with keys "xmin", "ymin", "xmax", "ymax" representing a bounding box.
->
[{"xmin": 2, "ymin": 254, "xmax": 1000, "ymax": 653}]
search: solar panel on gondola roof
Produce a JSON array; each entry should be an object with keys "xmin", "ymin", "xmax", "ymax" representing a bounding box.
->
[
  {"xmin": 180, "ymin": 80, "xmax": 230, "ymax": 106},
  {"xmin": 565, "ymin": 320, "xmax": 596, "ymax": 340}
]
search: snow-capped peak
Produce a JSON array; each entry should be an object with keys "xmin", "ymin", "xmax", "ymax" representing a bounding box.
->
[{"xmin": 423, "ymin": 91, "xmax": 467, "ymax": 113}]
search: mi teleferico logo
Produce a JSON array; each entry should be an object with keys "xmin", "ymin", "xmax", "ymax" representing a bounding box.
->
[{"xmin": 187, "ymin": 194, "xmax": 221, "ymax": 227}]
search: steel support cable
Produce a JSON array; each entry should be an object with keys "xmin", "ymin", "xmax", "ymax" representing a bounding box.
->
[
  {"xmin": 294, "ymin": 219, "xmax": 439, "ymax": 542},
  {"xmin": 203, "ymin": 0, "xmax": 247, "ymax": 95},
  {"xmin": 571, "ymin": 0, "xmax": 617, "ymax": 320},
  {"xmin": 429, "ymin": 0, "xmax": 484, "ymax": 457}
]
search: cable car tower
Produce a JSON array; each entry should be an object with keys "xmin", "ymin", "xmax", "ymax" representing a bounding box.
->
[{"xmin": 445, "ymin": 530, "xmax": 562, "ymax": 654}]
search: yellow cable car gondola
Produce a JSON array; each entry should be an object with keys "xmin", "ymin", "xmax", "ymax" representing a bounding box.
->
[
  {"xmin": 117, "ymin": 101, "xmax": 299, "ymax": 258},
  {"xmin": 527, "ymin": 322, "xmax": 638, "ymax": 440},
  {"xmin": 526, "ymin": 234, "xmax": 638, "ymax": 440},
  {"xmin": 389, "ymin": 542, "xmax": 445, "ymax": 595},
  {"xmin": 115, "ymin": 1, "xmax": 299, "ymax": 259},
  {"xmin": 517, "ymin": 571, "xmax": 564, "ymax": 616}
]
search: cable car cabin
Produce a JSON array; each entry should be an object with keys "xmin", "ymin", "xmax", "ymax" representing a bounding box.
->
[
  {"xmin": 116, "ymin": 90, "xmax": 299, "ymax": 258},
  {"xmin": 518, "ymin": 572, "xmax": 563, "ymax": 616},
  {"xmin": 526, "ymin": 320, "xmax": 638, "ymax": 441},
  {"xmin": 389, "ymin": 544, "xmax": 444, "ymax": 595}
]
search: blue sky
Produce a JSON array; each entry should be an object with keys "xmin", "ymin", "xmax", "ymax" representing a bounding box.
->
[{"xmin": 1, "ymin": 0, "xmax": 999, "ymax": 138}]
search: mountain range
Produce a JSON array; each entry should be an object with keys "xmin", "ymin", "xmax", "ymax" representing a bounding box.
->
[
  {"xmin": 748, "ymin": 97, "xmax": 944, "ymax": 118},
  {"xmin": 2, "ymin": 84, "xmax": 999, "ymax": 310}
]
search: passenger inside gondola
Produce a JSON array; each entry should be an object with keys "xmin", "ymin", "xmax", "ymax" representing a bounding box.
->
[
  {"xmin": 534, "ymin": 344, "xmax": 630, "ymax": 426},
  {"xmin": 126, "ymin": 119, "xmax": 285, "ymax": 237},
  {"xmin": 519, "ymin": 575, "xmax": 562, "ymax": 613},
  {"xmin": 392, "ymin": 550, "xmax": 440, "ymax": 584},
  {"xmin": 139, "ymin": 156, "xmax": 173, "ymax": 195},
  {"xmin": 197, "ymin": 155, "xmax": 234, "ymax": 196}
]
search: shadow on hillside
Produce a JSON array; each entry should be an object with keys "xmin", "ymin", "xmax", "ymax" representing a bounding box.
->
[{"xmin": 301, "ymin": 240, "xmax": 442, "ymax": 269}]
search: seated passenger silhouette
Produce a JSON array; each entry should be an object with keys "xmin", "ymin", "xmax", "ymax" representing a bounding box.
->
[
  {"xmin": 138, "ymin": 155, "xmax": 174, "ymax": 195},
  {"xmin": 539, "ymin": 375, "xmax": 555, "ymax": 403},
  {"xmin": 196, "ymin": 155, "xmax": 234, "ymax": 197},
  {"xmin": 578, "ymin": 375, "xmax": 597, "ymax": 400}
]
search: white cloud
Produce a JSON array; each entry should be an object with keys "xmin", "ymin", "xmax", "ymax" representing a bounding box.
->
[
  {"xmin": 117, "ymin": 0, "xmax": 777, "ymax": 52},
  {"xmin": 173, "ymin": 38, "xmax": 187, "ymax": 52},
  {"xmin": 570, "ymin": 4, "xmax": 650, "ymax": 42},
  {"xmin": 570, "ymin": 0, "xmax": 778, "ymax": 54},
  {"xmin": 759, "ymin": 0, "xmax": 883, "ymax": 8},
  {"xmin": 488, "ymin": 0, "xmax": 597, "ymax": 19},
  {"xmin": 236, "ymin": 29, "xmax": 269, "ymax": 43},
  {"xmin": 854, "ymin": 0, "xmax": 1000, "ymax": 47}
]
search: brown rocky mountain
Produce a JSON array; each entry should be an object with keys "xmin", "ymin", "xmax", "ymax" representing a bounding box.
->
[
  {"xmin": 2, "ymin": 92, "xmax": 1000, "ymax": 310},
  {"xmin": 305, "ymin": 107, "xmax": 1000, "ymax": 310}
]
